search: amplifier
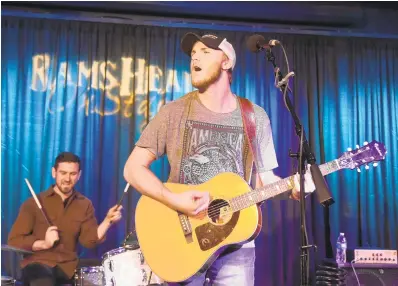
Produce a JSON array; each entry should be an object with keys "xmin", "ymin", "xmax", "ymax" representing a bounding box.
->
[
  {"xmin": 354, "ymin": 249, "xmax": 397, "ymax": 264},
  {"xmin": 316, "ymin": 259, "xmax": 398, "ymax": 286},
  {"xmin": 342, "ymin": 263, "xmax": 398, "ymax": 286}
]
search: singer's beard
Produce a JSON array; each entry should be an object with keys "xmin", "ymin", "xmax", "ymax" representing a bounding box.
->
[{"xmin": 192, "ymin": 64, "xmax": 222, "ymax": 90}]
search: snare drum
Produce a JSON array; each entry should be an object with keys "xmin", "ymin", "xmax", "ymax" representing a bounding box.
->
[
  {"xmin": 74, "ymin": 266, "xmax": 105, "ymax": 286},
  {"xmin": 102, "ymin": 247, "xmax": 163, "ymax": 286},
  {"xmin": 1, "ymin": 276, "xmax": 15, "ymax": 286}
]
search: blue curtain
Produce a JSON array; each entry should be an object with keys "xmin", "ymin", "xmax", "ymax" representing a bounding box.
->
[{"xmin": 2, "ymin": 17, "xmax": 398, "ymax": 285}]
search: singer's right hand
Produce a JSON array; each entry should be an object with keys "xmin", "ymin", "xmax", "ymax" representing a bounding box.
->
[
  {"xmin": 44, "ymin": 226, "xmax": 59, "ymax": 248},
  {"xmin": 166, "ymin": 191, "xmax": 210, "ymax": 217}
]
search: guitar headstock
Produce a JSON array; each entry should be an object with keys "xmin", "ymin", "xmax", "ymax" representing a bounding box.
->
[{"xmin": 337, "ymin": 140, "xmax": 387, "ymax": 172}]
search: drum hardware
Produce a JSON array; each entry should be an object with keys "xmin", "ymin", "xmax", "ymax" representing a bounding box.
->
[
  {"xmin": 141, "ymin": 269, "xmax": 148, "ymax": 283},
  {"xmin": 139, "ymin": 252, "xmax": 145, "ymax": 264},
  {"xmin": 147, "ymin": 271, "xmax": 153, "ymax": 284},
  {"xmin": 74, "ymin": 266, "xmax": 105, "ymax": 286},
  {"xmin": 1, "ymin": 244, "xmax": 33, "ymax": 255},
  {"xmin": 122, "ymin": 230, "xmax": 140, "ymax": 250},
  {"xmin": 1, "ymin": 276, "xmax": 16, "ymax": 286},
  {"xmin": 1, "ymin": 244, "xmax": 31, "ymax": 285},
  {"xmin": 108, "ymin": 260, "xmax": 115, "ymax": 272}
]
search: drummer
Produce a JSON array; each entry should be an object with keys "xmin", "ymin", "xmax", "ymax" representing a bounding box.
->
[{"xmin": 8, "ymin": 152, "xmax": 123, "ymax": 286}]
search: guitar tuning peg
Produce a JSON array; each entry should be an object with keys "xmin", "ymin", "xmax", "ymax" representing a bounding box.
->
[
  {"xmin": 347, "ymin": 147, "xmax": 352, "ymax": 151},
  {"xmin": 363, "ymin": 141, "xmax": 369, "ymax": 145},
  {"xmin": 357, "ymin": 167, "xmax": 361, "ymax": 173},
  {"xmin": 373, "ymin": 162, "xmax": 378, "ymax": 167},
  {"xmin": 356, "ymin": 144, "xmax": 360, "ymax": 149},
  {"xmin": 365, "ymin": 165, "xmax": 370, "ymax": 170}
]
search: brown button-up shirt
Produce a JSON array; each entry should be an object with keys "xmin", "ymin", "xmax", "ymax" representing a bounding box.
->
[{"xmin": 8, "ymin": 186, "xmax": 104, "ymax": 278}]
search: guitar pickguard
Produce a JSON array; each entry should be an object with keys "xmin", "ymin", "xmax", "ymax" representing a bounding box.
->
[{"xmin": 195, "ymin": 211, "xmax": 240, "ymax": 251}]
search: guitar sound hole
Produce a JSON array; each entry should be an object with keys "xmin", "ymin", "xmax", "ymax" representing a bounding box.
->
[{"xmin": 207, "ymin": 199, "xmax": 232, "ymax": 225}]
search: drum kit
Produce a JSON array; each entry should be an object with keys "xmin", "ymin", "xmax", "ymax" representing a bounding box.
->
[
  {"xmin": 0, "ymin": 275, "xmax": 16, "ymax": 286},
  {"xmin": 2, "ymin": 231, "xmax": 165, "ymax": 286},
  {"xmin": 74, "ymin": 231, "xmax": 164, "ymax": 286},
  {"xmin": 1, "ymin": 245, "xmax": 32, "ymax": 285}
]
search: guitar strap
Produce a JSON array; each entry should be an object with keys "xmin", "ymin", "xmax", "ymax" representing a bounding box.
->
[{"xmin": 238, "ymin": 97, "xmax": 265, "ymax": 187}]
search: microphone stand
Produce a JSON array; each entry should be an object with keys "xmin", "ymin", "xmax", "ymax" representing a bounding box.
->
[{"xmin": 265, "ymin": 48, "xmax": 335, "ymax": 286}]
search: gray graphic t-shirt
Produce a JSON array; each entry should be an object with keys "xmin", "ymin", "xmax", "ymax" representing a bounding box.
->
[
  {"xmin": 136, "ymin": 92, "xmax": 278, "ymax": 184},
  {"xmin": 135, "ymin": 92, "xmax": 279, "ymax": 247},
  {"xmin": 180, "ymin": 120, "xmax": 245, "ymax": 185}
]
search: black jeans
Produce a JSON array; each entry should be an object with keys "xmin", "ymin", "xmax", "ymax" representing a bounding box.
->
[{"xmin": 22, "ymin": 263, "xmax": 73, "ymax": 286}]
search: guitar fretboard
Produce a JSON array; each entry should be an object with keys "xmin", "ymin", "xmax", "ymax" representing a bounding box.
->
[{"xmin": 230, "ymin": 160, "xmax": 340, "ymax": 211}]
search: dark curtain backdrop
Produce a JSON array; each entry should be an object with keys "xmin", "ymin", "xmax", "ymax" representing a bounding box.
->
[{"xmin": 1, "ymin": 17, "xmax": 398, "ymax": 285}]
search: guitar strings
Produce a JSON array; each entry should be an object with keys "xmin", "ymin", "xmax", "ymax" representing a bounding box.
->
[
  {"xmin": 197, "ymin": 182, "xmax": 287, "ymax": 218},
  {"xmin": 204, "ymin": 193, "xmax": 263, "ymax": 218},
  {"xmin": 205, "ymin": 192, "xmax": 262, "ymax": 216},
  {"xmin": 205, "ymin": 202, "xmax": 230, "ymax": 218},
  {"xmin": 204, "ymin": 183, "xmax": 287, "ymax": 217},
  {"xmin": 205, "ymin": 200, "xmax": 250, "ymax": 218},
  {"xmin": 204, "ymin": 190, "xmax": 278, "ymax": 218}
]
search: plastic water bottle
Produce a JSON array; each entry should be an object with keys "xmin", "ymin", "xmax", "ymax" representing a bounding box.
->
[{"xmin": 336, "ymin": 233, "xmax": 347, "ymax": 264}]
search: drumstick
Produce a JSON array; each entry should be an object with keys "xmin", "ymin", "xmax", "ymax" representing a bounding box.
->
[
  {"xmin": 116, "ymin": 183, "xmax": 130, "ymax": 209},
  {"xmin": 108, "ymin": 183, "xmax": 130, "ymax": 224},
  {"xmin": 24, "ymin": 178, "xmax": 52, "ymax": 226},
  {"xmin": 25, "ymin": 178, "xmax": 60, "ymax": 246}
]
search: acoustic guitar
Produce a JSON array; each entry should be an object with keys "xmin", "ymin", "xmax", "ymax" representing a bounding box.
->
[{"xmin": 135, "ymin": 140, "xmax": 386, "ymax": 282}]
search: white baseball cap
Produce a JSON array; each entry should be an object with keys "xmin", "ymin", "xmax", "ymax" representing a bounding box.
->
[{"xmin": 181, "ymin": 32, "xmax": 236, "ymax": 70}]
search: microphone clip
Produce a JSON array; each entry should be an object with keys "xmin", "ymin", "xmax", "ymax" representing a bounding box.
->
[{"xmin": 274, "ymin": 67, "xmax": 295, "ymax": 89}]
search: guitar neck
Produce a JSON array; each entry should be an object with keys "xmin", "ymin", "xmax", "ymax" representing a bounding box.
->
[{"xmin": 230, "ymin": 159, "xmax": 341, "ymax": 211}]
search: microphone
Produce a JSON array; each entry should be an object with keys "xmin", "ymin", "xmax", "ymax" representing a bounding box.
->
[{"xmin": 246, "ymin": 34, "xmax": 280, "ymax": 53}]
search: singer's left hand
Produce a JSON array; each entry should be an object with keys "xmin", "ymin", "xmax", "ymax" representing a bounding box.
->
[
  {"xmin": 105, "ymin": 205, "xmax": 123, "ymax": 224},
  {"xmin": 291, "ymin": 164, "xmax": 316, "ymax": 200}
]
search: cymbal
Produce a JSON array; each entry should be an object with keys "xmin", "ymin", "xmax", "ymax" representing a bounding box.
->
[{"xmin": 1, "ymin": 244, "xmax": 33, "ymax": 255}]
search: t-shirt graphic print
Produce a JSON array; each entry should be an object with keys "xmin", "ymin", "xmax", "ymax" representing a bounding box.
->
[{"xmin": 179, "ymin": 120, "xmax": 245, "ymax": 185}]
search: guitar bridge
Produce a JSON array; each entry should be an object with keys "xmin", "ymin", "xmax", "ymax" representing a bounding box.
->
[{"xmin": 178, "ymin": 213, "xmax": 193, "ymax": 243}]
